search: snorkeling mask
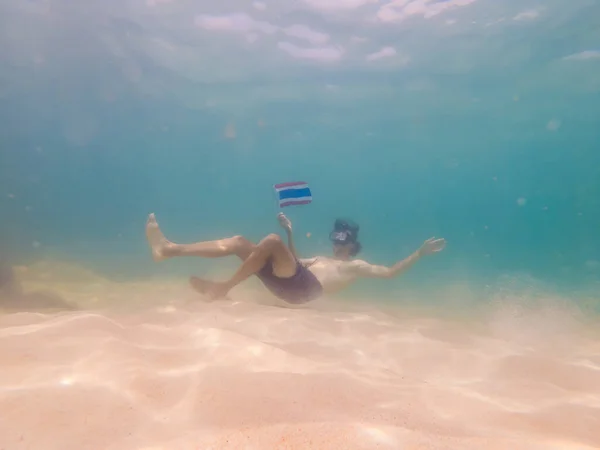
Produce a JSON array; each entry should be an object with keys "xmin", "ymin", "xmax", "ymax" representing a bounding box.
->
[{"xmin": 329, "ymin": 219, "xmax": 359, "ymax": 244}]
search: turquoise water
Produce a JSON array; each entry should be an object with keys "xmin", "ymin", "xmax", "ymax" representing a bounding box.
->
[
  {"xmin": 1, "ymin": 0, "xmax": 600, "ymax": 304},
  {"xmin": 2, "ymin": 4, "xmax": 600, "ymax": 448}
]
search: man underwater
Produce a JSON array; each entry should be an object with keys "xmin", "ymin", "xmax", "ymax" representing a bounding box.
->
[{"xmin": 145, "ymin": 213, "xmax": 446, "ymax": 304}]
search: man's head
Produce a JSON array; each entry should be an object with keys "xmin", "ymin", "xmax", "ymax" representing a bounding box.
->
[{"xmin": 330, "ymin": 218, "xmax": 361, "ymax": 260}]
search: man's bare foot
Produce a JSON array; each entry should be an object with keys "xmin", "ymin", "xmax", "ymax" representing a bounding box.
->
[
  {"xmin": 146, "ymin": 213, "xmax": 175, "ymax": 262},
  {"xmin": 189, "ymin": 276, "xmax": 231, "ymax": 300}
]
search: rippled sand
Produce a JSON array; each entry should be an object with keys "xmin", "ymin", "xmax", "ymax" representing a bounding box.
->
[{"xmin": 1, "ymin": 262, "xmax": 600, "ymax": 450}]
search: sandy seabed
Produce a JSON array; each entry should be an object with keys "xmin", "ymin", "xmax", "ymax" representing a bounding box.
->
[{"xmin": 1, "ymin": 261, "xmax": 600, "ymax": 450}]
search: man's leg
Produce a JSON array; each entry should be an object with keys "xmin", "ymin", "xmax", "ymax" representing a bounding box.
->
[
  {"xmin": 146, "ymin": 213, "xmax": 255, "ymax": 261},
  {"xmin": 191, "ymin": 233, "xmax": 298, "ymax": 299}
]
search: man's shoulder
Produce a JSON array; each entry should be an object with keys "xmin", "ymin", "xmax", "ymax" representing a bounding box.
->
[{"xmin": 349, "ymin": 259, "xmax": 371, "ymax": 267}]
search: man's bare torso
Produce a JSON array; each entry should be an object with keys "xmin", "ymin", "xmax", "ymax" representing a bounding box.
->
[{"xmin": 300, "ymin": 257, "xmax": 359, "ymax": 294}]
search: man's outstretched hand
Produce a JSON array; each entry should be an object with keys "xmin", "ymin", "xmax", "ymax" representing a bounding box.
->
[
  {"xmin": 419, "ymin": 237, "xmax": 446, "ymax": 256},
  {"xmin": 277, "ymin": 212, "xmax": 292, "ymax": 233}
]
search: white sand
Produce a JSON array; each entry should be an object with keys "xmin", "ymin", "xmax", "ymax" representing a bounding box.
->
[{"xmin": 1, "ymin": 261, "xmax": 599, "ymax": 450}]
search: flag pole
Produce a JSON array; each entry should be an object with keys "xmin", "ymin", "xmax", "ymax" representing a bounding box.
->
[{"xmin": 272, "ymin": 184, "xmax": 281, "ymax": 217}]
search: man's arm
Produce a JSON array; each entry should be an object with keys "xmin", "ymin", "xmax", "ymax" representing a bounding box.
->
[
  {"xmin": 348, "ymin": 251, "xmax": 422, "ymax": 279},
  {"xmin": 285, "ymin": 228, "xmax": 299, "ymax": 259},
  {"xmin": 278, "ymin": 213, "xmax": 299, "ymax": 258},
  {"xmin": 279, "ymin": 216, "xmax": 317, "ymax": 266},
  {"xmin": 346, "ymin": 237, "xmax": 446, "ymax": 279}
]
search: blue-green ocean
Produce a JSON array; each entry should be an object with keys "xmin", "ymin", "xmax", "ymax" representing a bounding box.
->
[
  {"xmin": 2, "ymin": 1, "xmax": 600, "ymax": 449},
  {"xmin": 2, "ymin": 0, "xmax": 600, "ymax": 307}
]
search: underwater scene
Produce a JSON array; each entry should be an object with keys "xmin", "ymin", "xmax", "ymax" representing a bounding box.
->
[{"xmin": 1, "ymin": 0, "xmax": 600, "ymax": 448}]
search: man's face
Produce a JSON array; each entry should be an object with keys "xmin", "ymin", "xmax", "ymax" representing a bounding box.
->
[{"xmin": 333, "ymin": 243, "xmax": 354, "ymax": 260}]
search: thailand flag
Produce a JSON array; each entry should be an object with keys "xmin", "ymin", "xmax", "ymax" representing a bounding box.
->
[{"xmin": 274, "ymin": 181, "xmax": 312, "ymax": 208}]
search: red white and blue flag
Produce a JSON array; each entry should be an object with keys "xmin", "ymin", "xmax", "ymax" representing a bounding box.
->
[{"xmin": 274, "ymin": 181, "xmax": 312, "ymax": 208}]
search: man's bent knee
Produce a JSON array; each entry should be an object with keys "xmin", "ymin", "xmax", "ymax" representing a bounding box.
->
[
  {"xmin": 232, "ymin": 235, "xmax": 253, "ymax": 248},
  {"xmin": 261, "ymin": 234, "xmax": 296, "ymax": 277},
  {"xmin": 260, "ymin": 233, "xmax": 283, "ymax": 249},
  {"xmin": 231, "ymin": 235, "xmax": 255, "ymax": 259}
]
